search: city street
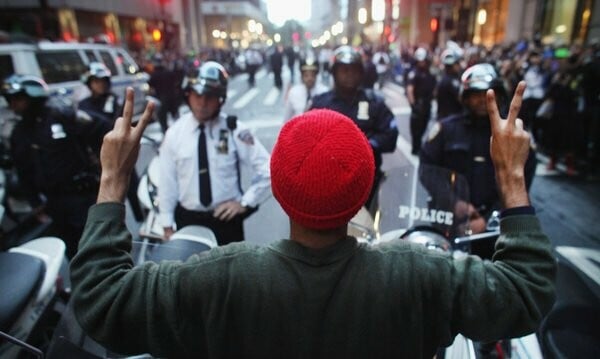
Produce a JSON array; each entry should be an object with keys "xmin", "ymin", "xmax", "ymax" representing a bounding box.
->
[
  {"xmin": 3, "ymin": 0, "xmax": 600, "ymax": 356},
  {"xmin": 133, "ymin": 64, "xmax": 600, "ymax": 300}
]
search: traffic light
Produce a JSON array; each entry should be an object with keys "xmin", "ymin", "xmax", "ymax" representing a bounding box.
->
[
  {"xmin": 430, "ymin": 17, "xmax": 440, "ymax": 48},
  {"xmin": 430, "ymin": 17, "xmax": 439, "ymax": 33},
  {"xmin": 152, "ymin": 28, "xmax": 162, "ymax": 42},
  {"xmin": 292, "ymin": 32, "xmax": 300, "ymax": 43}
]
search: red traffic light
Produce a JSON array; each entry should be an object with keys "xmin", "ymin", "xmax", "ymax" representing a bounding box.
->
[
  {"xmin": 384, "ymin": 25, "xmax": 391, "ymax": 36},
  {"xmin": 430, "ymin": 18, "xmax": 439, "ymax": 32}
]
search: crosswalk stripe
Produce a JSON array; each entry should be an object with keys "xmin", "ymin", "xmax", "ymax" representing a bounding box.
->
[
  {"xmin": 384, "ymin": 82, "xmax": 405, "ymax": 94},
  {"xmin": 396, "ymin": 135, "xmax": 419, "ymax": 167},
  {"xmin": 263, "ymin": 88, "xmax": 280, "ymax": 106},
  {"xmin": 232, "ymin": 88, "xmax": 260, "ymax": 109},
  {"xmin": 256, "ymin": 69, "xmax": 266, "ymax": 80},
  {"xmin": 245, "ymin": 118, "xmax": 284, "ymax": 129},
  {"xmin": 392, "ymin": 107, "xmax": 412, "ymax": 115},
  {"xmin": 227, "ymin": 89, "xmax": 238, "ymax": 99}
]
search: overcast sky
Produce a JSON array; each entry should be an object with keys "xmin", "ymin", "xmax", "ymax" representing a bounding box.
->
[{"xmin": 265, "ymin": 0, "xmax": 311, "ymax": 26}]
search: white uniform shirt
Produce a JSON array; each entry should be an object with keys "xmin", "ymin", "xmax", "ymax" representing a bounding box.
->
[
  {"xmin": 245, "ymin": 49, "xmax": 263, "ymax": 66},
  {"xmin": 372, "ymin": 52, "xmax": 391, "ymax": 75},
  {"xmin": 158, "ymin": 112, "xmax": 271, "ymax": 228},
  {"xmin": 523, "ymin": 66, "xmax": 545, "ymax": 100},
  {"xmin": 283, "ymin": 83, "xmax": 329, "ymax": 122}
]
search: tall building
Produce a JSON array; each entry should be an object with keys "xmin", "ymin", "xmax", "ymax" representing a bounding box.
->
[
  {"xmin": 0, "ymin": 0, "xmax": 183, "ymax": 52},
  {"xmin": 309, "ymin": 0, "xmax": 342, "ymax": 44},
  {"xmin": 198, "ymin": 0, "xmax": 269, "ymax": 50},
  {"xmin": 451, "ymin": 0, "xmax": 598, "ymax": 47}
]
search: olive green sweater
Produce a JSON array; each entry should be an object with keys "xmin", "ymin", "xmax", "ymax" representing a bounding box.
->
[{"xmin": 71, "ymin": 203, "xmax": 555, "ymax": 359}]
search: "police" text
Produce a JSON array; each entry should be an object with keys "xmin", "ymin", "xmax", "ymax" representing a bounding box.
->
[{"xmin": 398, "ymin": 206, "xmax": 454, "ymax": 225}]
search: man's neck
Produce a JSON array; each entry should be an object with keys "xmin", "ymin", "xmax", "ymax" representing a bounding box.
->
[{"xmin": 289, "ymin": 221, "xmax": 348, "ymax": 249}]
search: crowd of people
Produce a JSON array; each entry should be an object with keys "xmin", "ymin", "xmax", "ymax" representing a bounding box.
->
[
  {"xmin": 3, "ymin": 33, "xmax": 595, "ymax": 357},
  {"xmin": 387, "ymin": 39, "xmax": 600, "ymax": 177}
]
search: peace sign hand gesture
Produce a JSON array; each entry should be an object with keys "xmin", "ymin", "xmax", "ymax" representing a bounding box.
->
[
  {"xmin": 486, "ymin": 81, "xmax": 531, "ymax": 209},
  {"xmin": 97, "ymin": 88, "xmax": 155, "ymax": 204}
]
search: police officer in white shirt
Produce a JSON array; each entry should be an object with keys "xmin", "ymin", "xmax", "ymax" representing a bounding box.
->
[
  {"xmin": 158, "ymin": 61, "xmax": 271, "ymax": 245},
  {"xmin": 283, "ymin": 58, "xmax": 329, "ymax": 122}
]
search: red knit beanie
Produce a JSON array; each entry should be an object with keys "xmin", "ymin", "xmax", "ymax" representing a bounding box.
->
[{"xmin": 271, "ymin": 109, "xmax": 375, "ymax": 229}]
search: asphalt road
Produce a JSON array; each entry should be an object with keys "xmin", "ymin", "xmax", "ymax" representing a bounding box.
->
[{"xmin": 129, "ymin": 67, "xmax": 599, "ymax": 338}]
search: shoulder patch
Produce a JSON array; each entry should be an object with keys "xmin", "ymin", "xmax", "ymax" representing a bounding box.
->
[
  {"xmin": 427, "ymin": 122, "xmax": 441, "ymax": 142},
  {"xmin": 238, "ymin": 129, "xmax": 255, "ymax": 145}
]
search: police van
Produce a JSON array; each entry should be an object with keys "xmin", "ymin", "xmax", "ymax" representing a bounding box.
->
[{"xmin": 0, "ymin": 41, "xmax": 149, "ymax": 116}]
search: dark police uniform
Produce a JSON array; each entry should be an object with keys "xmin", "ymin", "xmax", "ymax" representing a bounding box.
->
[
  {"xmin": 10, "ymin": 104, "xmax": 110, "ymax": 258},
  {"xmin": 407, "ymin": 67, "xmax": 436, "ymax": 153},
  {"xmin": 309, "ymin": 89, "xmax": 399, "ymax": 208},
  {"xmin": 436, "ymin": 73, "xmax": 462, "ymax": 120},
  {"xmin": 420, "ymin": 113, "xmax": 537, "ymax": 218},
  {"xmin": 78, "ymin": 92, "xmax": 144, "ymax": 221},
  {"xmin": 78, "ymin": 92, "xmax": 121, "ymax": 123}
]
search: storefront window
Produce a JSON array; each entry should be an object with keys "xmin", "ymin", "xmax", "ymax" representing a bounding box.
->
[
  {"xmin": 473, "ymin": 0, "xmax": 508, "ymax": 48},
  {"xmin": 541, "ymin": 0, "xmax": 577, "ymax": 44}
]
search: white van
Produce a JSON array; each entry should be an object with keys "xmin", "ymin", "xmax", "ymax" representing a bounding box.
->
[
  {"xmin": 0, "ymin": 41, "xmax": 150, "ymax": 145},
  {"xmin": 0, "ymin": 41, "xmax": 150, "ymax": 115}
]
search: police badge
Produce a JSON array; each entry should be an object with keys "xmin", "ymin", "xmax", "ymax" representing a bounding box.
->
[{"xmin": 217, "ymin": 129, "xmax": 229, "ymax": 154}]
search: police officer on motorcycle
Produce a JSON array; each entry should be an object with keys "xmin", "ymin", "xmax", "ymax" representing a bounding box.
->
[
  {"xmin": 1, "ymin": 74, "xmax": 111, "ymax": 258},
  {"xmin": 158, "ymin": 61, "xmax": 271, "ymax": 245},
  {"xmin": 78, "ymin": 62, "xmax": 122, "ymax": 123},
  {"xmin": 309, "ymin": 45, "xmax": 398, "ymax": 211},
  {"xmin": 420, "ymin": 64, "xmax": 537, "ymax": 234},
  {"xmin": 78, "ymin": 62, "xmax": 144, "ymax": 222}
]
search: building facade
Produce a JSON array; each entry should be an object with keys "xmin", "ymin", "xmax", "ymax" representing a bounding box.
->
[
  {"xmin": 199, "ymin": 0, "xmax": 269, "ymax": 50},
  {"xmin": 0, "ymin": 0, "xmax": 183, "ymax": 53},
  {"xmin": 450, "ymin": 0, "xmax": 599, "ymax": 47}
]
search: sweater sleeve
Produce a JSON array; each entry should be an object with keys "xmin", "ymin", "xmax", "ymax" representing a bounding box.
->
[
  {"xmin": 70, "ymin": 203, "xmax": 199, "ymax": 358},
  {"xmin": 445, "ymin": 214, "xmax": 556, "ymax": 342}
]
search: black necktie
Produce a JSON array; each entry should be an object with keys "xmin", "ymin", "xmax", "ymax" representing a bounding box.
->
[{"xmin": 198, "ymin": 124, "xmax": 212, "ymax": 206}]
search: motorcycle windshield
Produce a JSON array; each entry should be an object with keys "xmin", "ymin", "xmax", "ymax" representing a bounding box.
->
[
  {"xmin": 376, "ymin": 164, "xmax": 470, "ymax": 242},
  {"xmin": 46, "ymin": 239, "xmax": 207, "ymax": 359}
]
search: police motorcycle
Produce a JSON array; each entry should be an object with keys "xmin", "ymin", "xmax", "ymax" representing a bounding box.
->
[
  {"xmin": 44, "ymin": 228, "xmax": 218, "ymax": 358},
  {"xmin": 0, "ymin": 174, "xmax": 68, "ymax": 358},
  {"xmin": 349, "ymin": 163, "xmax": 544, "ymax": 358}
]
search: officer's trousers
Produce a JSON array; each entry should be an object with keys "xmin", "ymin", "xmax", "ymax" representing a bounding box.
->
[{"xmin": 410, "ymin": 99, "xmax": 432, "ymax": 154}]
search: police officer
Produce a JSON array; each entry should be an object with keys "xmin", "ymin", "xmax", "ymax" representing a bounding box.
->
[
  {"xmin": 309, "ymin": 45, "xmax": 399, "ymax": 210},
  {"xmin": 158, "ymin": 61, "xmax": 271, "ymax": 245},
  {"xmin": 78, "ymin": 62, "xmax": 122, "ymax": 122},
  {"xmin": 78, "ymin": 62, "xmax": 144, "ymax": 222},
  {"xmin": 283, "ymin": 57, "xmax": 329, "ymax": 121},
  {"xmin": 420, "ymin": 64, "xmax": 537, "ymax": 233},
  {"xmin": 436, "ymin": 49, "xmax": 463, "ymax": 120},
  {"xmin": 406, "ymin": 47, "xmax": 437, "ymax": 154},
  {"xmin": 2, "ymin": 74, "xmax": 111, "ymax": 258}
]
